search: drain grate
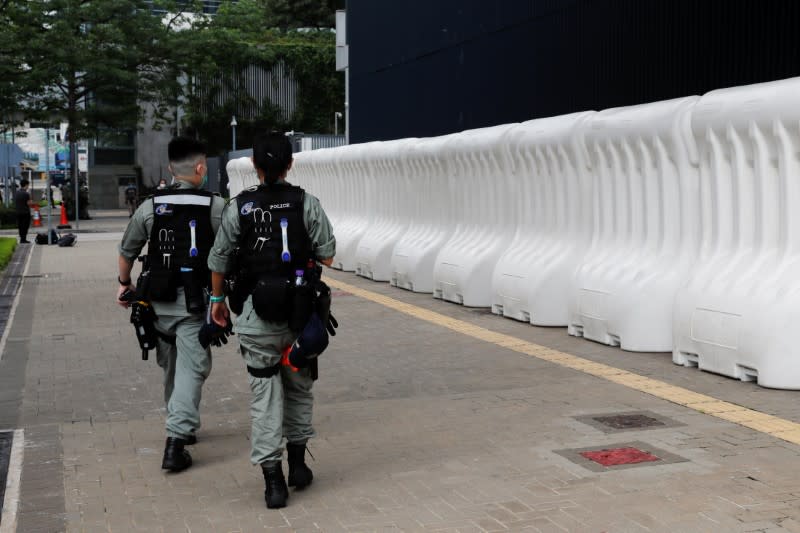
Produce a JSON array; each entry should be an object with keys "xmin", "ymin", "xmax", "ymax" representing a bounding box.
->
[
  {"xmin": 554, "ymin": 441, "xmax": 688, "ymax": 472},
  {"xmin": 0, "ymin": 431, "xmax": 12, "ymax": 512},
  {"xmin": 593, "ymin": 414, "xmax": 665, "ymax": 430},
  {"xmin": 574, "ymin": 410, "xmax": 685, "ymax": 434}
]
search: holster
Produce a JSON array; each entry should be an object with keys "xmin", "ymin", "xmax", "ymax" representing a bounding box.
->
[{"xmin": 130, "ymin": 301, "xmax": 158, "ymax": 360}]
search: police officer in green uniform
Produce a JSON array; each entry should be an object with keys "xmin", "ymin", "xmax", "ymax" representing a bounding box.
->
[
  {"xmin": 207, "ymin": 132, "xmax": 335, "ymax": 509},
  {"xmin": 116, "ymin": 137, "xmax": 226, "ymax": 472}
]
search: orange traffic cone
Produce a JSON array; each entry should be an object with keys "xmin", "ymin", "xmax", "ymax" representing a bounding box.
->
[
  {"xmin": 32, "ymin": 205, "xmax": 42, "ymax": 227},
  {"xmin": 57, "ymin": 204, "xmax": 71, "ymax": 229}
]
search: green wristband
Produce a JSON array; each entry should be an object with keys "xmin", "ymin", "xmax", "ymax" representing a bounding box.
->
[{"xmin": 209, "ymin": 295, "xmax": 225, "ymax": 303}]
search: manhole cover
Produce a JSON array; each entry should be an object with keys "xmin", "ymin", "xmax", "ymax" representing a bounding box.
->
[
  {"xmin": 593, "ymin": 414, "xmax": 665, "ymax": 430},
  {"xmin": 554, "ymin": 441, "xmax": 688, "ymax": 472},
  {"xmin": 574, "ymin": 411, "xmax": 685, "ymax": 434}
]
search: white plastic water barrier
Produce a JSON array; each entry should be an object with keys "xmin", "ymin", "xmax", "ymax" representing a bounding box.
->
[
  {"xmin": 390, "ymin": 135, "xmax": 457, "ymax": 292},
  {"xmin": 226, "ymin": 157, "xmax": 260, "ymax": 198},
  {"xmin": 673, "ymin": 77, "xmax": 800, "ymax": 389},
  {"xmin": 432, "ymin": 124, "xmax": 517, "ymax": 306},
  {"xmin": 354, "ymin": 138, "xmax": 417, "ymax": 281},
  {"xmin": 490, "ymin": 112, "xmax": 595, "ymax": 326},
  {"xmin": 234, "ymin": 75, "xmax": 800, "ymax": 389},
  {"xmin": 567, "ymin": 97, "xmax": 700, "ymax": 352},
  {"xmin": 331, "ymin": 144, "xmax": 375, "ymax": 271}
]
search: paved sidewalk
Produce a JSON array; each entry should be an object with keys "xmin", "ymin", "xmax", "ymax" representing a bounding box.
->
[{"xmin": 1, "ymin": 212, "xmax": 800, "ymax": 532}]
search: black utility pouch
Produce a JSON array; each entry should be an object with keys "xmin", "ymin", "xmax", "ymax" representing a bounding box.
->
[
  {"xmin": 252, "ymin": 275, "xmax": 292, "ymax": 323},
  {"xmin": 147, "ymin": 269, "xmax": 178, "ymax": 302},
  {"xmin": 135, "ymin": 269, "xmax": 151, "ymax": 301},
  {"xmin": 226, "ymin": 274, "xmax": 247, "ymax": 315},
  {"xmin": 314, "ymin": 280, "xmax": 332, "ymax": 325},
  {"xmin": 289, "ymin": 283, "xmax": 314, "ymax": 332},
  {"xmin": 180, "ymin": 268, "xmax": 205, "ymax": 314}
]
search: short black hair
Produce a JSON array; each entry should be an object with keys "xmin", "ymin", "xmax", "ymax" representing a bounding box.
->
[
  {"xmin": 20, "ymin": 179, "xmax": 29, "ymax": 187},
  {"xmin": 253, "ymin": 132, "xmax": 293, "ymax": 184},
  {"xmin": 168, "ymin": 136, "xmax": 207, "ymax": 162}
]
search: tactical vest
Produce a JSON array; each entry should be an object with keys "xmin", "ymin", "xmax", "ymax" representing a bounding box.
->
[
  {"xmin": 234, "ymin": 183, "xmax": 313, "ymax": 324},
  {"xmin": 236, "ymin": 183, "xmax": 312, "ymax": 280},
  {"xmin": 144, "ymin": 188, "xmax": 215, "ymax": 309}
]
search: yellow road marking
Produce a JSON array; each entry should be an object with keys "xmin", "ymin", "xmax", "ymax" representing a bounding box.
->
[{"xmin": 326, "ymin": 276, "xmax": 800, "ymax": 446}]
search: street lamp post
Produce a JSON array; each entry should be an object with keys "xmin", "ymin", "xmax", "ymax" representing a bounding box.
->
[
  {"xmin": 334, "ymin": 112, "xmax": 343, "ymax": 136},
  {"xmin": 230, "ymin": 115, "xmax": 238, "ymax": 151},
  {"xmin": 45, "ymin": 127, "xmax": 53, "ymax": 244}
]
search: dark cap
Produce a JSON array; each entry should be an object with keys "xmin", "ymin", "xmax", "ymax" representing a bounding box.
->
[{"xmin": 288, "ymin": 313, "xmax": 329, "ymax": 368}]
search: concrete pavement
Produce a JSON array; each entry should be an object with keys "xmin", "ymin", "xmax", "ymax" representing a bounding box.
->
[{"xmin": 1, "ymin": 211, "xmax": 800, "ymax": 532}]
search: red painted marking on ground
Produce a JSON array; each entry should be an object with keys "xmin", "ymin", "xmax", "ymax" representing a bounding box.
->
[
  {"xmin": 580, "ymin": 447, "xmax": 660, "ymax": 466},
  {"xmin": 331, "ymin": 291, "xmax": 352, "ymax": 297}
]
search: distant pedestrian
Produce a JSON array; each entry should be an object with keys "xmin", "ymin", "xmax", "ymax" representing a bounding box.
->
[
  {"xmin": 124, "ymin": 183, "xmax": 138, "ymax": 217},
  {"xmin": 157, "ymin": 178, "xmax": 168, "ymax": 189},
  {"xmin": 15, "ymin": 179, "xmax": 33, "ymax": 244}
]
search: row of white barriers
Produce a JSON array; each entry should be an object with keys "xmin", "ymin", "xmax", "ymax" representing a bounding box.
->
[{"xmin": 277, "ymin": 76, "xmax": 800, "ymax": 389}]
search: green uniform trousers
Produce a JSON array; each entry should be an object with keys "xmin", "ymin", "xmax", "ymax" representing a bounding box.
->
[
  {"xmin": 239, "ymin": 332, "xmax": 315, "ymax": 466},
  {"xmin": 153, "ymin": 309, "xmax": 212, "ymax": 440}
]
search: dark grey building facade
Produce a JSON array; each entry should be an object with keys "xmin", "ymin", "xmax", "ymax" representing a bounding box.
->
[{"xmin": 346, "ymin": 0, "xmax": 800, "ymax": 143}]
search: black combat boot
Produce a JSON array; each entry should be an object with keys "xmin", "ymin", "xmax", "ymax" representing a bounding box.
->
[
  {"xmin": 262, "ymin": 463, "xmax": 288, "ymax": 509},
  {"xmin": 286, "ymin": 442, "xmax": 314, "ymax": 490},
  {"xmin": 161, "ymin": 437, "xmax": 192, "ymax": 472}
]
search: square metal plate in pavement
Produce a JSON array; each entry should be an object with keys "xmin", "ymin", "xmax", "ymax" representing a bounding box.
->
[
  {"xmin": 0, "ymin": 430, "xmax": 13, "ymax": 512},
  {"xmin": 574, "ymin": 410, "xmax": 685, "ymax": 434},
  {"xmin": 554, "ymin": 440, "xmax": 688, "ymax": 472}
]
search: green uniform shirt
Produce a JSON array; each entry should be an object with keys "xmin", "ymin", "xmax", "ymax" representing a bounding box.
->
[
  {"xmin": 207, "ymin": 179, "xmax": 336, "ymax": 335},
  {"xmin": 119, "ymin": 180, "xmax": 226, "ymax": 317}
]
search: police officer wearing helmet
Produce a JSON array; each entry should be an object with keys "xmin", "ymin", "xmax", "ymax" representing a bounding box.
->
[
  {"xmin": 116, "ymin": 137, "xmax": 226, "ymax": 472},
  {"xmin": 207, "ymin": 132, "xmax": 336, "ymax": 509}
]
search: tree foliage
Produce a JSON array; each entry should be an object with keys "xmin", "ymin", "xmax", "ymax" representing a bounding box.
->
[
  {"xmin": 174, "ymin": 0, "xmax": 344, "ymax": 153},
  {"xmin": 0, "ymin": 1, "xmax": 41, "ymax": 125},
  {"xmin": 0, "ymin": 0, "xmax": 344, "ymax": 156},
  {"xmin": 5, "ymin": 0, "xmax": 171, "ymax": 141},
  {"xmin": 265, "ymin": 0, "xmax": 339, "ymax": 30}
]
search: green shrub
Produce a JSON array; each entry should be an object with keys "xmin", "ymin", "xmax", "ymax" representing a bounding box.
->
[
  {"xmin": 0, "ymin": 205, "xmax": 17, "ymax": 229},
  {"xmin": 0, "ymin": 238, "xmax": 17, "ymax": 272}
]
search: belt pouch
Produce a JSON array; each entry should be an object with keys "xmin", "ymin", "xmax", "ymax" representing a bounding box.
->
[
  {"xmin": 147, "ymin": 269, "xmax": 177, "ymax": 302},
  {"xmin": 252, "ymin": 275, "xmax": 292, "ymax": 323},
  {"xmin": 289, "ymin": 283, "xmax": 314, "ymax": 332},
  {"xmin": 181, "ymin": 267, "xmax": 205, "ymax": 314}
]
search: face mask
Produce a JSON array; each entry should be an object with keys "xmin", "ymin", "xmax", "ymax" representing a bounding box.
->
[{"xmin": 200, "ymin": 173, "xmax": 208, "ymax": 189}]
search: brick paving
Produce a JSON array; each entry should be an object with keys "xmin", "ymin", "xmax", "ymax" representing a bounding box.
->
[{"xmin": 1, "ymin": 211, "xmax": 800, "ymax": 532}]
